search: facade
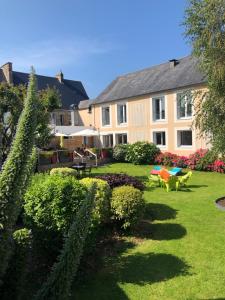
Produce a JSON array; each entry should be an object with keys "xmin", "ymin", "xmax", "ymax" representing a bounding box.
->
[
  {"xmin": 82, "ymin": 55, "xmax": 208, "ymax": 155},
  {"xmin": 0, "ymin": 56, "xmax": 208, "ymax": 155}
]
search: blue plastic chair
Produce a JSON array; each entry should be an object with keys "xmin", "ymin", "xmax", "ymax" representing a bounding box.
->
[{"xmin": 168, "ymin": 167, "xmax": 182, "ymax": 176}]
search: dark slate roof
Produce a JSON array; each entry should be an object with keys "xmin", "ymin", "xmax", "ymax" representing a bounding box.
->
[
  {"xmin": 78, "ymin": 99, "xmax": 93, "ymax": 109},
  {"xmin": 94, "ymin": 55, "xmax": 206, "ymax": 104},
  {"xmin": 12, "ymin": 71, "xmax": 89, "ymax": 109}
]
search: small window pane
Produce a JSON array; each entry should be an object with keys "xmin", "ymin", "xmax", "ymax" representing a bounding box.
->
[{"xmin": 178, "ymin": 130, "xmax": 192, "ymax": 146}]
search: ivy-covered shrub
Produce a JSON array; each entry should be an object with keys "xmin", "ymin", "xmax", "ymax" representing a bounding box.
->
[
  {"xmin": 113, "ymin": 144, "xmax": 129, "ymax": 162},
  {"xmin": 126, "ymin": 142, "xmax": 160, "ymax": 164},
  {"xmin": 96, "ymin": 173, "xmax": 145, "ymax": 191},
  {"xmin": 50, "ymin": 167, "xmax": 77, "ymax": 177},
  {"xmin": 80, "ymin": 178, "xmax": 111, "ymax": 224},
  {"xmin": 111, "ymin": 186, "xmax": 145, "ymax": 229},
  {"xmin": 24, "ymin": 173, "xmax": 87, "ymax": 233}
]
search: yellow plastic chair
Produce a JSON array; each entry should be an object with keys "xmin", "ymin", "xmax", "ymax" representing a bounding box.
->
[
  {"xmin": 178, "ymin": 171, "xmax": 193, "ymax": 187},
  {"xmin": 161, "ymin": 175, "xmax": 180, "ymax": 192}
]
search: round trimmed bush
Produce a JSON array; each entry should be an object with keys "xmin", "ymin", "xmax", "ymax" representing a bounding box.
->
[
  {"xmin": 111, "ymin": 185, "xmax": 145, "ymax": 229},
  {"xmin": 24, "ymin": 173, "xmax": 87, "ymax": 232},
  {"xmin": 50, "ymin": 167, "xmax": 77, "ymax": 177},
  {"xmin": 113, "ymin": 144, "xmax": 129, "ymax": 162},
  {"xmin": 126, "ymin": 141, "xmax": 160, "ymax": 164},
  {"xmin": 80, "ymin": 178, "xmax": 111, "ymax": 224}
]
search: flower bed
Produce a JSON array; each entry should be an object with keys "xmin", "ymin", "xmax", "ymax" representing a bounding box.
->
[{"xmin": 155, "ymin": 149, "xmax": 225, "ymax": 174}]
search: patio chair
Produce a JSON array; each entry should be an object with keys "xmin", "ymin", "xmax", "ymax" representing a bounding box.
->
[
  {"xmin": 161, "ymin": 175, "xmax": 180, "ymax": 192},
  {"xmin": 168, "ymin": 167, "xmax": 182, "ymax": 176},
  {"xmin": 148, "ymin": 174, "xmax": 161, "ymax": 187},
  {"xmin": 178, "ymin": 171, "xmax": 192, "ymax": 187},
  {"xmin": 150, "ymin": 165, "xmax": 162, "ymax": 175}
]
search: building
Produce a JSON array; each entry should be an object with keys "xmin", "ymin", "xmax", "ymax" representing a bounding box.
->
[
  {"xmin": 82, "ymin": 55, "xmax": 208, "ymax": 155},
  {"xmin": 0, "ymin": 56, "xmax": 208, "ymax": 155}
]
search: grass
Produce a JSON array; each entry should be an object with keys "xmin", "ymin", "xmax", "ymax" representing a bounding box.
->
[{"xmin": 72, "ymin": 163, "xmax": 225, "ymax": 300}]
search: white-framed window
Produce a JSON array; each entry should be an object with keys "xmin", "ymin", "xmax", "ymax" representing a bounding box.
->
[
  {"xmin": 177, "ymin": 130, "xmax": 192, "ymax": 147},
  {"xmin": 177, "ymin": 91, "xmax": 192, "ymax": 119},
  {"xmin": 117, "ymin": 104, "xmax": 127, "ymax": 125},
  {"xmin": 152, "ymin": 96, "xmax": 165, "ymax": 121},
  {"xmin": 153, "ymin": 131, "xmax": 166, "ymax": 147},
  {"xmin": 102, "ymin": 106, "xmax": 110, "ymax": 126},
  {"xmin": 115, "ymin": 133, "xmax": 127, "ymax": 144},
  {"xmin": 102, "ymin": 134, "xmax": 113, "ymax": 148}
]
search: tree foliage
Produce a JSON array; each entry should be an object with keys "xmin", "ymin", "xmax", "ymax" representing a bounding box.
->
[
  {"xmin": 184, "ymin": 0, "xmax": 225, "ymax": 153},
  {"xmin": 0, "ymin": 70, "xmax": 38, "ymax": 280},
  {"xmin": 0, "ymin": 83, "xmax": 61, "ymax": 164}
]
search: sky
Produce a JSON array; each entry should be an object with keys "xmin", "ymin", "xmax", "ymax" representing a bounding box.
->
[{"xmin": 0, "ymin": 0, "xmax": 191, "ymax": 98}]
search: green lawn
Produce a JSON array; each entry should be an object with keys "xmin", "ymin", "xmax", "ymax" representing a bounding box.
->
[{"xmin": 72, "ymin": 163, "xmax": 225, "ymax": 300}]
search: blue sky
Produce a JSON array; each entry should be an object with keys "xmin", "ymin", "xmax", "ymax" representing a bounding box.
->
[{"xmin": 0, "ymin": 0, "xmax": 190, "ymax": 98}]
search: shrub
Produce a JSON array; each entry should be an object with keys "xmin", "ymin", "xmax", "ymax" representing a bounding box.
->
[
  {"xmin": 80, "ymin": 178, "xmax": 111, "ymax": 224},
  {"xmin": 1, "ymin": 228, "xmax": 33, "ymax": 299},
  {"xmin": 155, "ymin": 152, "xmax": 189, "ymax": 168},
  {"xmin": 126, "ymin": 141, "xmax": 160, "ymax": 164},
  {"xmin": 212, "ymin": 160, "xmax": 225, "ymax": 173},
  {"xmin": 187, "ymin": 149, "xmax": 217, "ymax": 171},
  {"xmin": 155, "ymin": 152, "xmax": 178, "ymax": 166},
  {"xmin": 24, "ymin": 173, "xmax": 87, "ymax": 233},
  {"xmin": 50, "ymin": 167, "xmax": 77, "ymax": 177},
  {"xmin": 96, "ymin": 173, "xmax": 145, "ymax": 191},
  {"xmin": 34, "ymin": 184, "xmax": 97, "ymax": 300},
  {"xmin": 113, "ymin": 144, "xmax": 129, "ymax": 162},
  {"xmin": 111, "ymin": 185, "xmax": 145, "ymax": 229}
]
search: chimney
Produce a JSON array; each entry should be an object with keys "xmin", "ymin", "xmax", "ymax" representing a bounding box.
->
[
  {"xmin": 1, "ymin": 62, "xmax": 13, "ymax": 84},
  {"xmin": 56, "ymin": 70, "xmax": 64, "ymax": 83},
  {"xmin": 169, "ymin": 59, "xmax": 179, "ymax": 68}
]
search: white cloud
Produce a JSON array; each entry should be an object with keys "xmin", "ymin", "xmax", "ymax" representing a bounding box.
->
[{"xmin": 0, "ymin": 37, "xmax": 114, "ymax": 72}]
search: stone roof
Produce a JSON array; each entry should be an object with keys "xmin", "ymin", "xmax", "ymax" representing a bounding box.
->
[
  {"xmin": 78, "ymin": 99, "xmax": 93, "ymax": 109},
  {"xmin": 12, "ymin": 71, "xmax": 89, "ymax": 109},
  {"xmin": 94, "ymin": 55, "xmax": 206, "ymax": 104}
]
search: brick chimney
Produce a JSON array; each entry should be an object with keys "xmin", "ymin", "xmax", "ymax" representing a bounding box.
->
[
  {"xmin": 56, "ymin": 71, "xmax": 64, "ymax": 83},
  {"xmin": 1, "ymin": 62, "xmax": 13, "ymax": 84},
  {"xmin": 169, "ymin": 59, "xmax": 179, "ymax": 68}
]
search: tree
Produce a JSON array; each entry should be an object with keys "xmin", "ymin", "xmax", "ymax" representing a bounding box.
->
[
  {"xmin": 0, "ymin": 70, "xmax": 38, "ymax": 280},
  {"xmin": 184, "ymin": 0, "xmax": 225, "ymax": 153},
  {"xmin": 0, "ymin": 84, "xmax": 61, "ymax": 165}
]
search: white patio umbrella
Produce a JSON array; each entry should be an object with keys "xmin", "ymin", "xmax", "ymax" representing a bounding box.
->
[{"xmin": 70, "ymin": 128, "xmax": 99, "ymax": 137}]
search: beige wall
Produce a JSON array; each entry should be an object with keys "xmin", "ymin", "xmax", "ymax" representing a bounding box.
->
[{"xmin": 79, "ymin": 84, "xmax": 208, "ymax": 155}]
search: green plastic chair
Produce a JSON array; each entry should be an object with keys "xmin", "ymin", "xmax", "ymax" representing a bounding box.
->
[
  {"xmin": 162, "ymin": 175, "xmax": 180, "ymax": 192},
  {"xmin": 148, "ymin": 174, "xmax": 161, "ymax": 187},
  {"xmin": 178, "ymin": 171, "xmax": 192, "ymax": 187}
]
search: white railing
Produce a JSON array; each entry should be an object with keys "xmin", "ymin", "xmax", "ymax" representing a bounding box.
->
[
  {"xmin": 73, "ymin": 150, "xmax": 84, "ymax": 163},
  {"xmin": 84, "ymin": 149, "xmax": 98, "ymax": 166}
]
